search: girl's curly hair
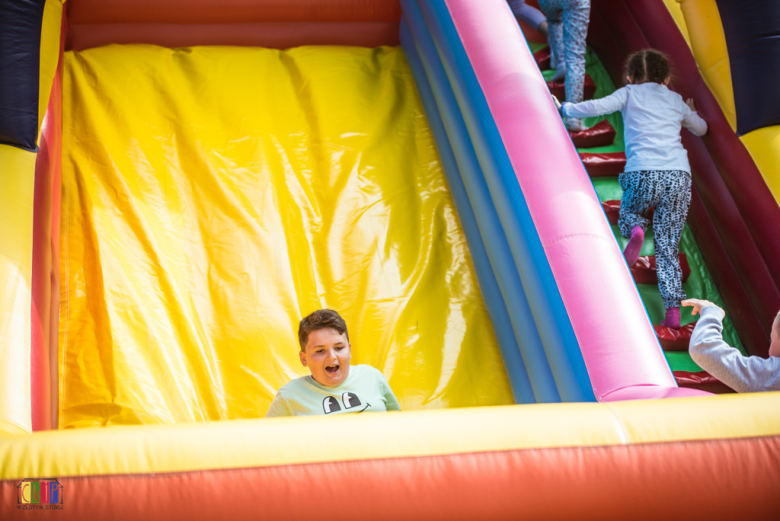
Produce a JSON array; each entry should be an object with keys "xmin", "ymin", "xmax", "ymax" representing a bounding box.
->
[{"xmin": 625, "ymin": 49, "xmax": 673, "ymax": 85}]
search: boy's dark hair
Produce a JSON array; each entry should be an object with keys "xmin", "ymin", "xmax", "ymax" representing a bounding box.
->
[
  {"xmin": 298, "ymin": 309, "xmax": 349, "ymax": 351},
  {"xmin": 625, "ymin": 49, "xmax": 672, "ymax": 85}
]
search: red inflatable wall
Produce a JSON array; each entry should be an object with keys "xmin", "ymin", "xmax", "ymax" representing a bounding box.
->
[
  {"xmin": 31, "ymin": 15, "xmax": 65, "ymax": 432},
  {"xmin": 66, "ymin": 0, "xmax": 403, "ymax": 50}
]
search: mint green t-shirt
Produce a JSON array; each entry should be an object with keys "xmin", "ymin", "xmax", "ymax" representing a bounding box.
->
[{"xmin": 265, "ymin": 364, "xmax": 401, "ymax": 417}]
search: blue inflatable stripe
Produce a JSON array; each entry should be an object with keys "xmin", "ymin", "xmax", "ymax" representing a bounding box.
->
[
  {"xmin": 401, "ymin": 8, "xmax": 558, "ymax": 403},
  {"xmin": 418, "ymin": 0, "xmax": 596, "ymax": 402},
  {"xmin": 401, "ymin": 20, "xmax": 541, "ymax": 405},
  {"xmin": 401, "ymin": 22, "xmax": 536, "ymax": 404}
]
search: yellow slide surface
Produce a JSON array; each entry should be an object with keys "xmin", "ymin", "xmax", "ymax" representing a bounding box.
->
[{"xmin": 60, "ymin": 45, "xmax": 512, "ymax": 428}]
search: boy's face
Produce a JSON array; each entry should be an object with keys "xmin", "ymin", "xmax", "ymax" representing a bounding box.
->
[{"xmin": 300, "ymin": 328, "xmax": 351, "ymax": 387}]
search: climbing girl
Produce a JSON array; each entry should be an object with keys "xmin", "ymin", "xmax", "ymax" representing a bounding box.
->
[
  {"xmin": 538, "ymin": 0, "xmax": 591, "ymax": 132},
  {"xmin": 559, "ymin": 49, "xmax": 708, "ymax": 329}
]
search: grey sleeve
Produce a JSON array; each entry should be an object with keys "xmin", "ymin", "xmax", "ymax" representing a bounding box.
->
[
  {"xmin": 561, "ymin": 88, "xmax": 628, "ymax": 119},
  {"xmin": 265, "ymin": 391, "xmax": 291, "ymax": 417},
  {"xmin": 689, "ymin": 307, "xmax": 779, "ymax": 393}
]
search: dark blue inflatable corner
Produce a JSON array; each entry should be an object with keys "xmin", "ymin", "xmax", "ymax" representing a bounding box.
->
[
  {"xmin": 0, "ymin": 0, "xmax": 47, "ymax": 151},
  {"xmin": 715, "ymin": 0, "xmax": 780, "ymax": 135}
]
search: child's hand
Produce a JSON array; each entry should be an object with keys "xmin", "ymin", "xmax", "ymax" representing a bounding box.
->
[
  {"xmin": 685, "ymin": 98, "xmax": 697, "ymax": 112},
  {"xmin": 682, "ymin": 298, "xmax": 722, "ymax": 316},
  {"xmin": 552, "ymin": 94, "xmax": 562, "ymax": 114}
]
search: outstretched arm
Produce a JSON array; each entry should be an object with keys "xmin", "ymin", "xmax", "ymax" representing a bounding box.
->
[
  {"xmin": 561, "ymin": 88, "xmax": 628, "ymax": 119},
  {"xmin": 685, "ymin": 302, "xmax": 773, "ymax": 393}
]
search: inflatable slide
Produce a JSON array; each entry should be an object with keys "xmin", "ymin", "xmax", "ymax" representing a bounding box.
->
[{"xmin": 1, "ymin": 0, "xmax": 779, "ymax": 518}]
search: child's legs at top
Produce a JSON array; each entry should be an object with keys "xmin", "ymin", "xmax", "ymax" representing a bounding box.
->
[
  {"xmin": 618, "ymin": 171, "xmax": 662, "ymax": 239},
  {"xmin": 652, "ymin": 170, "xmax": 692, "ymax": 309},
  {"xmin": 538, "ymin": 0, "xmax": 563, "ymax": 69},
  {"xmin": 561, "ymin": 0, "xmax": 590, "ymax": 104}
]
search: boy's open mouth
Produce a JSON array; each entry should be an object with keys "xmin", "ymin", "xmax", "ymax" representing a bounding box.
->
[{"xmin": 325, "ymin": 364, "xmax": 340, "ymax": 374}]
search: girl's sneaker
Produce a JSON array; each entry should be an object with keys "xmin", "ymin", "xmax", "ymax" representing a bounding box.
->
[{"xmin": 623, "ymin": 225, "xmax": 644, "ymax": 266}]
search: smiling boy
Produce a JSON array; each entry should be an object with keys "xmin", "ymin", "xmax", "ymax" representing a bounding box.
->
[{"xmin": 265, "ymin": 309, "xmax": 401, "ymax": 417}]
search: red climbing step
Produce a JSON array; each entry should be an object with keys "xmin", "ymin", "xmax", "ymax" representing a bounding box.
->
[
  {"xmin": 654, "ymin": 321, "xmax": 696, "ymax": 351},
  {"xmin": 631, "ymin": 253, "xmax": 691, "ymax": 285},
  {"xmin": 580, "ymin": 152, "xmax": 626, "ymax": 176},
  {"xmin": 534, "ymin": 47, "xmax": 551, "ymax": 70},
  {"xmin": 547, "ymin": 74, "xmax": 596, "ymax": 101},
  {"xmin": 601, "ymin": 200, "xmax": 655, "ymax": 225},
  {"xmin": 673, "ymin": 370, "xmax": 735, "ymax": 394},
  {"xmin": 570, "ymin": 120, "xmax": 616, "ymax": 148},
  {"xmin": 601, "ymin": 200, "xmax": 621, "ymax": 224}
]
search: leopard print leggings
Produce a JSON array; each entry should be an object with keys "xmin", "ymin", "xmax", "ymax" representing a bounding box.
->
[{"xmin": 618, "ymin": 170, "xmax": 692, "ymax": 309}]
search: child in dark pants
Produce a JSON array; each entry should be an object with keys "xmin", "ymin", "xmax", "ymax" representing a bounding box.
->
[{"xmin": 559, "ymin": 50, "xmax": 708, "ymax": 329}]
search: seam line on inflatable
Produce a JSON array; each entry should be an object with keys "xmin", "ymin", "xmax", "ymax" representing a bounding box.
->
[
  {"xmin": 601, "ymin": 401, "xmax": 630, "ymax": 444},
  {"xmin": 543, "ymin": 232, "xmax": 614, "ymax": 248}
]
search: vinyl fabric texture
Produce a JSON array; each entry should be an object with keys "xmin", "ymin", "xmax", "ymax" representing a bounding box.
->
[{"xmin": 59, "ymin": 44, "xmax": 512, "ymax": 428}]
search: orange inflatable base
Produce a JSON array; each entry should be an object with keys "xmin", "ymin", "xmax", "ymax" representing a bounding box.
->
[{"xmin": 3, "ymin": 435, "xmax": 779, "ymax": 520}]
